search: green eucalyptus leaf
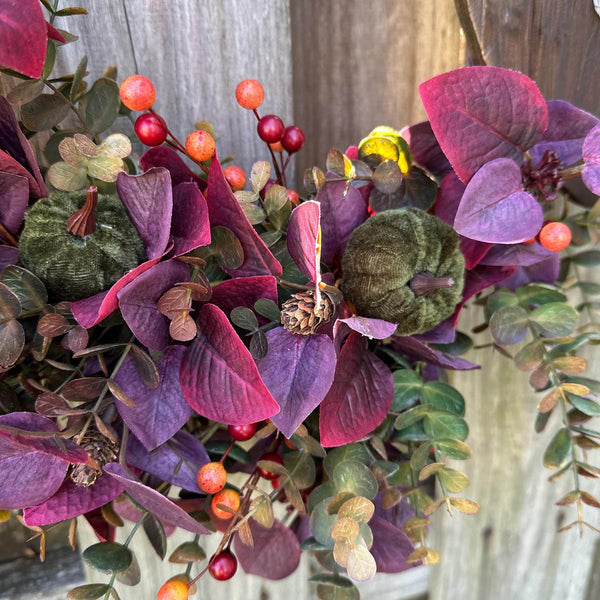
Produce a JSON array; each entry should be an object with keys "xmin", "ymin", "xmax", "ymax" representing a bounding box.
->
[
  {"xmin": 80, "ymin": 77, "xmax": 121, "ymax": 133},
  {"xmin": 309, "ymin": 497, "xmax": 337, "ymax": 548},
  {"xmin": 401, "ymin": 165, "xmax": 438, "ymax": 210},
  {"xmin": 41, "ymin": 40, "xmax": 56, "ymax": 80},
  {"xmin": 323, "ymin": 444, "xmax": 371, "ymax": 478},
  {"xmin": 529, "ymin": 303, "xmax": 578, "ymax": 337},
  {"xmin": 332, "ymin": 460, "xmax": 378, "ymax": 499},
  {"xmin": 254, "ymin": 298, "xmax": 280, "ymax": 321},
  {"xmin": 169, "ymin": 541, "xmax": 206, "ymax": 564},
  {"xmin": 249, "ymin": 161, "xmax": 271, "ymax": 194},
  {"xmin": 571, "ymin": 250, "xmax": 600, "ymax": 266},
  {"xmin": 372, "ymin": 159, "xmax": 403, "ymax": 194},
  {"xmin": 424, "ymin": 410, "xmax": 469, "ymax": 442},
  {"xmin": 205, "ymin": 440, "xmax": 251, "ymax": 463},
  {"xmin": 577, "ymin": 281, "xmax": 600, "ymax": 295},
  {"xmin": 207, "ymin": 226, "xmax": 244, "ymax": 269},
  {"xmin": 289, "ymin": 432, "xmax": 326, "ymax": 458},
  {"xmin": 437, "ymin": 465, "xmax": 470, "ymax": 493},
  {"xmin": 315, "ymin": 578, "xmax": 360, "ymax": 600},
  {"xmin": 391, "ymin": 369, "xmax": 423, "ymax": 411},
  {"xmin": 114, "ymin": 551, "xmax": 140, "ymax": 586},
  {"xmin": 567, "ymin": 393, "xmax": 600, "ymax": 416},
  {"xmin": 264, "ymin": 184, "xmax": 289, "ymax": 214},
  {"xmin": 249, "ymin": 330, "xmax": 268, "ymax": 359},
  {"xmin": 6, "ymin": 79, "xmax": 45, "ymax": 105},
  {"xmin": 21, "ymin": 91, "xmax": 70, "ymax": 131},
  {"xmin": 516, "ymin": 284, "xmax": 566, "ymax": 307},
  {"xmin": 308, "ymin": 482, "xmax": 337, "ymax": 514},
  {"xmin": 543, "ymin": 427, "xmax": 572, "ymax": 469},
  {"xmin": 47, "ymin": 161, "xmax": 89, "ymax": 191},
  {"xmin": 70, "ymin": 55, "xmax": 88, "ymax": 103},
  {"xmin": 67, "ymin": 584, "xmax": 112, "ymax": 600},
  {"xmin": 489, "ymin": 304, "xmax": 529, "ymax": 346},
  {"xmin": 485, "ymin": 288, "xmax": 518, "ymax": 320},
  {"xmin": 284, "ymin": 451, "xmax": 317, "ymax": 489},
  {"xmin": 393, "ymin": 404, "xmax": 432, "ymax": 431},
  {"xmin": 514, "ymin": 340, "xmax": 544, "ymax": 371},
  {"xmin": 434, "ymin": 438, "xmax": 472, "ymax": 460},
  {"xmin": 409, "ymin": 441, "xmax": 432, "ymax": 472},
  {"xmin": 82, "ymin": 541, "xmax": 133, "ymax": 574},
  {"xmin": 421, "ymin": 381, "xmax": 465, "ymax": 415},
  {"xmin": 241, "ymin": 202, "xmax": 266, "ymax": 224},
  {"xmin": 143, "ymin": 514, "xmax": 166, "ymax": 560},
  {"xmin": 260, "ymin": 230, "xmax": 283, "ymax": 247},
  {"xmin": 230, "ymin": 306, "xmax": 259, "ymax": 330}
]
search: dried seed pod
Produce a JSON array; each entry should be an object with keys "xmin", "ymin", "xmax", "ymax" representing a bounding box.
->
[{"xmin": 341, "ymin": 208, "xmax": 465, "ymax": 335}]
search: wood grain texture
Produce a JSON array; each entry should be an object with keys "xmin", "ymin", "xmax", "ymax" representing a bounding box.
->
[{"xmin": 289, "ymin": 0, "xmax": 464, "ymax": 187}]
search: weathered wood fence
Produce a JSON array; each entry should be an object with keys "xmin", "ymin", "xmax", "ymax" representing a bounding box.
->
[{"xmin": 2, "ymin": 1, "xmax": 600, "ymax": 599}]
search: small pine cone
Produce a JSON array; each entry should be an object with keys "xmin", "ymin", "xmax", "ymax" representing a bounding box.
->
[
  {"xmin": 70, "ymin": 428, "xmax": 119, "ymax": 487},
  {"xmin": 281, "ymin": 290, "xmax": 334, "ymax": 335}
]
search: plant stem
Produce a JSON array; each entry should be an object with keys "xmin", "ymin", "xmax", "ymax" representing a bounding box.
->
[{"xmin": 453, "ymin": 0, "xmax": 487, "ymax": 66}]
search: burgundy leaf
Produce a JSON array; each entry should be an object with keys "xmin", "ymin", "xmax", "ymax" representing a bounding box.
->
[
  {"xmin": 391, "ymin": 336, "xmax": 480, "ymax": 370},
  {"xmin": 419, "ymin": 66, "xmax": 547, "ymax": 182},
  {"xmin": 287, "ymin": 200, "xmax": 321, "ymax": 284},
  {"xmin": 255, "ymin": 328, "xmax": 335, "ymax": 438},
  {"xmin": 317, "ymin": 175, "xmax": 368, "ymax": 267},
  {"xmin": 169, "ymin": 182, "xmax": 211, "ymax": 257},
  {"xmin": 205, "ymin": 157, "xmax": 282, "ymax": 277},
  {"xmin": 209, "ymin": 276, "xmax": 278, "ymax": 322},
  {"xmin": 479, "ymin": 241, "xmax": 553, "ymax": 267},
  {"xmin": 140, "ymin": 146, "xmax": 207, "ymax": 191},
  {"xmin": 319, "ymin": 332, "xmax": 394, "ymax": 447},
  {"xmin": 530, "ymin": 100, "xmax": 598, "ymax": 166},
  {"xmin": 71, "ymin": 254, "xmax": 165, "ymax": 328},
  {"xmin": 45, "ymin": 21, "xmax": 65, "ymax": 43},
  {"xmin": 0, "ymin": 246, "xmax": 18, "ymax": 270},
  {"xmin": 126, "ymin": 430, "xmax": 208, "ymax": 493},
  {"xmin": 181, "ymin": 304, "xmax": 279, "ymax": 425},
  {"xmin": 337, "ymin": 316, "xmax": 398, "ymax": 340},
  {"xmin": 23, "ymin": 470, "xmax": 125, "ymax": 526},
  {"xmin": 0, "ymin": 171, "xmax": 28, "ymax": 234},
  {"xmin": 114, "ymin": 346, "xmax": 192, "ymax": 451},
  {"xmin": 500, "ymin": 254, "xmax": 560, "ymax": 290},
  {"xmin": 116, "ymin": 168, "xmax": 173, "ymax": 259},
  {"xmin": 413, "ymin": 317, "xmax": 456, "ymax": 344},
  {"xmin": 234, "ymin": 518, "xmax": 300, "ymax": 580},
  {"xmin": 117, "ymin": 260, "xmax": 190, "ymax": 351},
  {"xmin": 582, "ymin": 123, "xmax": 600, "ymax": 194},
  {"xmin": 454, "ymin": 158, "xmax": 544, "ymax": 243},
  {"xmin": 400, "ymin": 120, "xmax": 451, "ymax": 174},
  {"xmin": 103, "ymin": 463, "xmax": 211, "ymax": 535},
  {"xmin": 0, "ymin": 0, "xmax": 47, "ymax": 78}
]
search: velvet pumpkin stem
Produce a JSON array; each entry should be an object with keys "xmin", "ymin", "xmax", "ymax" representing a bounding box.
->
[
  {"xmin": 67, "ymin": 185, "xmax": 98, "ymax": 237},
  {"xmin": 409, "ymin": 271, "xmax": 455, "ymax": 297}
]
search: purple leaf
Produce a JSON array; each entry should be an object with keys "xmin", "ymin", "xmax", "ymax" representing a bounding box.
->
[
  {"xmin": 0, "ymin": 171, "xmax": 28, "ymax": 234},
  {"xmin": 287, "ymin": 200, "xmax": 321, "ymax": 284},
  {"xmin": 103, "ymin": 463, "xmax": 211, "ymax": 535},
  {"xmin": 181, "ymin": 304, "xmax": 280, "ymax": 425},
  {"xmin": 23, "ymin": 472, "xmax": 124, "ymax": 525},
  {"xmin": 116, "ymin": 168, "xmax": 173, "ymax": 260},
  {"xmin": 206, "ymin": 157, "xmax": 282, "ymax": 277},
  {"xmin": 117, "ymin": 260, "xmax": 190, "ymax": 351},
  {"xmin": 317, "ymin": 175, "xmax": 368, "ymax": 267},
  {"xmin": 400, "ymin": 120, "xmax": 451, "ymax": 174},
  {"xmin": 234, "ymin": 518, "xmax": 300, "ymax": 580},
  {"xmin": 582, "ymin": 123, "xmax": 600, "ymax": 194},
  {"xmin": 391, "ymin": 336, "xmax": 480, "ymax": 370},
  {"xmin": 114, "ymin": 346, "xmax": 193, "ymax": 450},
  {"xmin": 112, "ymin": 495, "xmax": 176, "ymax": 538},
  {"xmin": 319, "ymin": 332, "xmax": 394, "ymax": 447},
  {"xmin": 255, "ymin": 328, "xmax": 335, "ymax": 438},
  {"xmin": 337, "ymin": 316, "xmax": 398, "ymax": 339},
  {"xmin": 419, "ymin": 66, "xmax": 547, "ymax": 182},
  {"xmin": 0, "ymin": 0, "xmax": 47, "ymax": 78},
  {"xmin": 169, "ymin": 182, "xmax": 211, "ymax": 256},
  {"xmin": 501, "ymin": 253, "xmax": 560, "ymax": 290},
  {"xmin": 209, "ymin": 276, "xmax": 278, "ymax": 321},
  {"xmin": 413, "ymin": 317, "xmax": 456, "ymax": 344},
  {"xmin": 530, "ymin": 100, "xmax": 599, "ymax": 166},
  {"xmin": 140, "ymin": 146, "xmax": 207, "ymax": 191},
  {"xmin": 479, "ymin": 241, "xmax": 553, "ymax": 267},
  {"xmin": 370, "ymin": 515, "xmax": 416, "ymax": 573},
  {"xmin": 71, "ymin": 254, "xmax": 165, "ymax": 328},
  {"xmin": 454, "ymin": 158, "xmax": 544, "ymax": 243},
  {"xmin": 0, "ymin": 246, "xmax": 18, "ymax": 269},
  {"xmin": 126, "ymin": 430, "xmax": 208, "ymax": 493}
]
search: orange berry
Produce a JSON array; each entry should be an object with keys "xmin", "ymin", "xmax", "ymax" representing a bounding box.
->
[
  {"xmin": 223, "ymin": 165, "xmax": 247, "ymax": 191},
  {"xmin": 185, "ymin": 130, "xmax": 216, "ymax": 162},
  {"xmin": 211, "ymin": 488, "xmax": 240, "ymax": 520},
  {"xmin": 235, "ymin": 79, "xmax": 264, "ymax": 110},
  {"xmin": 157, "ymin": 579, "xmax": 188, "ymax": 600},
  {"xmin": 119, "ymin": 75, "xmax": 156, "ymax": 111},
  {"xmin": 197, "ymin": 461, "xmax": 227, "ymax": 494},
  {"xmin": 521, "ymin": 237, "xmax": 536, "ymax": 245},
  {"xmin": 287, "ymin": 189, "xmax": 300, "ymax": 205},
  {"xmin": 269, "ymin": 141, "xmax": 284, "ymax": 153},
  {"xmin": 539, "ymin": 221, "xmax": 572, "ymax": 252}
]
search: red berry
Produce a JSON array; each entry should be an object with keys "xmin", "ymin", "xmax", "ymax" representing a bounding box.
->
[
  {"xmin": 257, "ymin": 452, "xmax": 283, "ymax": 480},
  {"xmin": 208, "ymin": 549, "xmax": 238, "ymax": 581},
  {"xmin": 281, "ymin": 125, "xmax": 305, "ymax": 153},
  {"xmin": 235, "ymin": 79, "xmax": 264, "ymax": 110},
  {"xmin": 223, "ymin": 165, "xmax": 247, "ymax": 191},
  {"xmin": 185, "ymin": 130, "xmax": 216, "ymax": 162},
  {"xmin": 211, "ymin": 488, "xmax": 240, "ymax": 520},
  {"xmin": 259, "ymin": 178, "xmax": 276, "ymax": 199},
  {"xmin": 134, "ymin": 113, "xmax": 168, "ymax": 146},
  {"xmin": 157, "ymin": 579, "xmax": 188, "ymax": 600},
  {"xmin": 257, "ymin": 115, "xmax": 285, "ymax": 144},
  {"xmin": 197, "ymin": 461, "xmax": 227, "ymax": 495},
  {"xmin": 228, "ymin": 422, "xmax": 257, "ymax": 441},
  {"xmin": 539, "ymin": 221, "xmax": 572, "ymax": 252},
  {"xmin": 287, "ymin": 189, "xmax": 300, "ymax": 205},
  {"xmin": 120, "ymin": 75, "xmax": 156, "ymax": 111}
]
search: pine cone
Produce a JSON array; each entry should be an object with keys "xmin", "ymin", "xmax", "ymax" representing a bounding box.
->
[
  {"xmin": 70, "ymin": 428, "xmax": 119, "ymax": 487},
  {"xmin": 281, "ymin": 290, "xmax": 335, "ymax": 335}
]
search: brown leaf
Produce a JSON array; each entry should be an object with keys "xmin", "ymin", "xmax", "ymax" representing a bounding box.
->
[
  {"xmin": 382, "ymin": 487, "xmax": 403, "ymax": 509},
  {"xmin": 62, "ymin": 326, "xmax": 89, "ymax": 353},
  {"xmin": 175, "ymin": 281, "xmax": 212, "ymax": 302},
  {"xmin": 538, "ymin": 388, "xmax": 561, "ymax": 413},
  {"xmin": 37, "ymin": 312, "xmax": 72, "ymax": 337},
  {"xmin": 61, "ymin": 377, "xmax": 107, "ymax": 402},
  {"xmin": 551, "ymin": 356, "xmax": 588, "ymax": 375},
  {"xmin": 402, "ymin": 517, "xmax": 430, "ymax": 543},
  {"xmin": 0, "ymin": 319, "xmax": 25, "ymax": 369},
  {"xmin": 449, "ymin": 497, "xmax": 480, "ymax": 514},
  {"xmin": 169, "ymin": 311, "xmax": 197, "ymax": 342},
  {"xmin": 128, "ymin": 345, "xmax": 159, "ymax": 388},
  {"xmin": 101, "ymin": 503, "xmax": 124, "ymax": 528},
  {"xmin": 556, "ymin": 490, "xmax": 581, "ymax": 506},
  {"xmin": 68, "ymin": 518, "xmax": 78, "ymax": 551},
  {"xmin": 94, "ymin": 414, "xmax": 119, "ymax": 444},
  {"xmin": 529, "ymin": 365, "xmax": 550, "ymax": 390},
  {"xmin": 407, "ymin": 545, "xmax": 439, "ymax": 565},
  {"xmin": 35, "ymin": 392, "xmax": 88, "ymax": 417},
  {"xmin": 327, "ymin": 492, "xmax": 356, "ymax": 515},
  {"xmin": 157, "ymin": 287, "xmax": 191, "ymax": 319},
  {"xmin": 237, "ymin": 520, "xmax": 254, "ymax": 547},
  {"xmin": 338, "ymin": 497, "xmax": 374, "ymax": 524},
  {"xmin": 108, "ymin": 380, "xmax": 135, "ymax": 408},
  {"xmin": 581, "ymin": 492, "xmax": 600, "ymax": 508},
  {"xmin": 331, "ymin": 517, "xmax": 360, "ymax": 542}
]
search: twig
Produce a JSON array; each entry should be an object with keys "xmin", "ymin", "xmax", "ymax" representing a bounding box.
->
[{"xmin": 454, "ymin": 0, "xmax": 487, "ymax": 66}]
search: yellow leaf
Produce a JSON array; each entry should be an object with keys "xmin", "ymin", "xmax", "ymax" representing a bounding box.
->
[
  {"xmin": 331, "ymin": 517, "xmax": 360, "ymax": 542},
  {"xmin": 449, "ymin": 497, "xmax": 480, "ymax": 514}
]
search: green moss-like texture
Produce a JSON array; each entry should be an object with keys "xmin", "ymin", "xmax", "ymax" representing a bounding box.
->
[
  {"xmin": 341, "ymin": 207, "xmax": 465, "ymax": 335},
  {"xmin": 19, "ymin": 190, "xmax": 146, "ymax": 301}
]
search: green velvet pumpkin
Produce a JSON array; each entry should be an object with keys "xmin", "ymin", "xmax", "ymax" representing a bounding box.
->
[
  {"xmin": 19, "ymin": 190, "xmax": 146, "ymax": 302},
  {"xmin": 341, "ymin": 207, "xmax": 465, "ymax": 335}
]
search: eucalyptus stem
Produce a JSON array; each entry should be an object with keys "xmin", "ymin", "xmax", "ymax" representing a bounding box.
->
[{"xmin": 453, "ymin": 0, "xmax": 487, "ymax": 66}]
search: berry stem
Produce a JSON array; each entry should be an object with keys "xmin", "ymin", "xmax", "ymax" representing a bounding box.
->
[{"xmin": 220, "ymin": 439, "xmax": 236, "ymax": 463}]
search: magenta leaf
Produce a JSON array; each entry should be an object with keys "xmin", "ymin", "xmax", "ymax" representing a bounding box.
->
[
  {"xmin": 582, "ymin": 123, "xmax": 600, "ymax": 194},
  {"xmin": 391, "ymin": 336, "xmax": 480, "ymax": 371},
  {"xmin": 126, "ymin": 430, "xmax": 208, "ymax": 493},
  {"xmin": 0, "ymin": 172, "xmax": 28, "ymax": 234},
  {"xmin": 317, "ymin": 175, "xmax": 368, "ymax": 266},
  {"xmin": 0, "ymin": 0, "xmax": 47, "ymax": 78},
  {"xmin": 530, "ymin": 100, "xmax": 598, "ymax": 166},
  {"xmin": 419, "ymin": 66, "xmax": 547, "ymax": 182},
  {"xmin": 255, "ymin": 328, "xmax": 335, "ymax": 438},
  {"xmin": 181, "ymin": 304, "xmax": 279, "ymax": 425},
  {"xmin": 209, "ymin": 276, "xmax": 278, "ymax": 321},
  {"xmin": 319, "ymin": 332, "xmax": 394, "ymax": 447},
  {"xmin": 103, "ymin": 463, "xmax": 211, "ymax": 535},
  {"xmin": 116, "ymin": 168, "xmax": 173, "ymax": 260},
  {"xmin": 400, "ymin": 120, "xmax": 451, "ymax": 175},
  {"xmin": 140, "ymin": 146, "xmax": 207, "ymax": 191},
  {"xmin": 169, "ymin": 182, "xmax": 211, "ymax": 256},
  {"xmin": 206, "ymin": 157, "xmax": 282, "ymax": 277},
  {"xmin": 454, "ymin": 158, "xmax": 544, "ymax": 243},
  {"xmin": 287, "ymin": 200, "xmax": 321, "ymax": 284},
  {"xmin": 113, "ymin": 346, "xmax": 193, "ymax": 450},
  {"xmin": 117, "ymin": 260, "xmax": 190, "ymax": 351},
  {"xmin": 337, "ymin": 316, "xmax": 398, "ymax": 340},
  {"xmin": 234, "ymin": 518, "xmax": 300, "ymax": 580},
  {"xmin": 22, "ymin": 471, "xmax": 125, "ymax": 526},
  {"xmin": 71, "ymin": 254, "xmax": 165, "ymax": 328}
]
